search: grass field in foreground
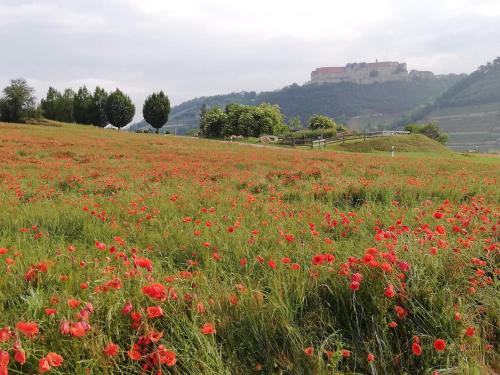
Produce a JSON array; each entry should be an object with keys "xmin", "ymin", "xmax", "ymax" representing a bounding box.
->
[{"xmin": 0, "ymin": 122, "xmax": 498, "ymax": 374}]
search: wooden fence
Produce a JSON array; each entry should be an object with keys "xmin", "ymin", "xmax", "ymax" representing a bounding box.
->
[{"xmin": 282, "ymin": 130, "xmax": 410, "ymax": 148}]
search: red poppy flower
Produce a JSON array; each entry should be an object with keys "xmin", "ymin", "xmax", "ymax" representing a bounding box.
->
[
  {"xmin": 15, "ymin": 322, "xmax": 39, "ymax": 338},
  {"xmin": 434, "ymin": 339, "xmax": 446, "ymax": 351},
  {"xmin": 134, "ymin": 257, "xmax": 153, "ymax": 272},
  {"xmin": 142, "ymin": 283, "xmax": 166, "ymax": 301},
  {"xmin": 200, "ymin": 323, "xmax": 216, "ymax": 335},
  {"xmin": 465, "ymin": 327, "xmax": 475, "ymax": 337},
  {"xmin": 146, "ymin": 306, "xmax": 164, "ymax": 319},
  {"xmin": 14, "ymin": 349, "xmax": 26, "ymax": 364},
  {"xmin": 303, "ymin": 347, "xmax": 314, "ymax": 356},
  {"xmin": 103, "ymin": 343, "xmax": 119, "ymax": 357},
  {"xmin": 384, "ymin": 285, "xmax": 396, "ymax": 298},
  {"xmin": 367, "ymin": 353, "xmax": 375, "ymax": 362},
  {"xmin": 412, "ymin": 342, "xmax": 422, "ymax": 356}
]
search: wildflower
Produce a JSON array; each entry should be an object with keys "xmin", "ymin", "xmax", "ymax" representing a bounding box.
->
[
  {"xmin": 103, "ymin": 343, "xmax": 119, "ymax": 357},
  {"xmin": 367, "ymin": 353, "xmax": 375, "ymax": 362},
  {"xmin": 15, "ymin": 322, "xmax": 39, "ymax": 338},
  {"xmin": 384, "ymin": 285, "xmax": 396, "ymax": 298},
  {"xmin": 146, "ymin": 306, "xmax": 164, "ymax": 319},
  {"xmin": 134, "ymin": 257, "xmax": 153, "ymax": 272},
  {"xmin": 303, "ymin": 347, "xmax": 314, "ymax": 356},
  {"xmin": 142, "ymin": 283, "xmax": 166, "ymax": 301},
  {"xmin": 412, "ymin": 342, "xmax": 422, "ymax": 356},
  {"xmin": 14, "ymin": 349, "xmax": 26, "ymax": 364},
  {"xmin": 201, "ymin": 323, "xmax": 216, "ymax": 335},
  {"xmin": 465, "ymin": 327, "xmax": 475, "ymax": 337},
  {"xmin": 434, "ymin": 339, "xmax": 446, "ymax": 351}
]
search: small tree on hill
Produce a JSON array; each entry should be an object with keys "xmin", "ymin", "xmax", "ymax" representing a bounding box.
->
[
  {"xmin": 143, "ymin": 91, "xmax": 170, "ymax": 133},
  {"xmin": 405, "ymin": 121, "xmax": 448, "ymax": 144},
  {"xmin": 308, "ymin": 114, "xmax": 337, "ymax": 130},
  {"xmin": 89, "ymin": 86, "xmax": 108, "ymax": 127},
  {"xmin": 105, "ymin": 89, "xmax": 135, "ymax": 129},
  {"xmin": 0, "ymin": 78, "xmax": 36, "ymax": 123},
  {"xmin": 73, "ymin": 86, "xmax": 93, "ymax": 124}
]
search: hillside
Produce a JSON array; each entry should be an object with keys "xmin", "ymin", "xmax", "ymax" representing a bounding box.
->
[
  {"xmin": 132, "ymin": 76, "xmax": 461, "ymax": 134},
  {"xmin": 329, "ymin": 134, "xmax": 450, "ymax": 153},
  {"xmin": 393, "ymin": 57, "xmax": 500, "ymax": 152},
  {"xmin": 0, "ymin": 121, "xmax": 498, "ymax": 374}
]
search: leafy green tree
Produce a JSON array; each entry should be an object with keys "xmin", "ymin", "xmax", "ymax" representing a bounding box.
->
[
  {"xmin": 308, "ymin": 114, "xmax": 337, "ymax": 130},
  {"xmin": 105, "ymin": 89, "xmax": 135, "ymax": 129},
  {"xmin": 289, "ymin": 116, "xmax": 303, "ymax": 130},
  {"xmin": 88, "ymin": 86, "xmax": 108, "ymax": 127},
  {"xmin": 0, "ymin": 78, "xmax": 36, "ymax": 123},
  {"xmin": 143, "ymin": 91, "xmax": 170, "ymax": 133},
  {"xmin": 73, "ymin": 86, "xmax": 93, "ymax": 124},
  {"xmin": 40, "ymin": 87, "xmax": 61, "ymax": 121},
  {"xmin": 200, "ymin": 107, "xmax": 227, "ymax": 137},
  {"xmin": 58, "ymin": 88, "xmax": 75, "ymax": 123}
]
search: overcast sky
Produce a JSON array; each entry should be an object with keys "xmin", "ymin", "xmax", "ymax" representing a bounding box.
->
[{"xmin": 1, "ymin": 0, "xmax": 499, "ymax": 118}]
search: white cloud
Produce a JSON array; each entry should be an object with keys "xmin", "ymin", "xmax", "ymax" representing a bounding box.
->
[{"xmin": 1, "ymin": 0, "xmax": 499, "ymax": 118}]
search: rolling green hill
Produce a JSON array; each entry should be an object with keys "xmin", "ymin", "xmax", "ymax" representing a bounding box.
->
[
  {"xmin": 133, "ymin": 76, "xmax": 461, "ymax": 134},
  {"xmin": 329, "ymin": 134, "xmax": 450, "ymax": 153},
  {"xmin": 393, "ymin": 57, "xmax": 500, "ymax": 152}
]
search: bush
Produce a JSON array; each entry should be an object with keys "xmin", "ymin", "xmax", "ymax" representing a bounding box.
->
[{"xmin": 405, "ymin": 121, "xmax": 448, "ymax": 144}]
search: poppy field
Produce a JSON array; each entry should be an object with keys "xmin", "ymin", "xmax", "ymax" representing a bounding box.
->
[{"xmin": 0, "ymin": 122, "xmax": 498, "ymax": 374}]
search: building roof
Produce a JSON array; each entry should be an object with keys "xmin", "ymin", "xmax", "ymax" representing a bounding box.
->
[
  {"xmin": 313, "ymin": 61, "xmax": 403, "ymax": 76},
  {"xmin": 312, "ymin": 67, "xmax": 346, "ymax": 75}
]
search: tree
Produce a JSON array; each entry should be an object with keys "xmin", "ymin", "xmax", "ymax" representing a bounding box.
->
[
  {"xmin": 40, "ymin": 87, "xmax": 61, "ymax": 121},
  {"xmin": 58, "ymin": 88, "xmax": 75, "ymax": 123},
  {"xmin": 105, "ymin": 89, "xmax": 135, "ymax": 129},
  {"xmin": 288, "ymin": 116, "xmax": 303, "ymax": 130},
  {"xmin": 0, "ymin": 78, "xmax": 36, "ymax": 123},
  {"xmin": 308, "ymin": 114, "xmax": 337, "ymax": 130},
  {"xmin": 405, "ymin": 121, "xmax": 448, "ymax": 144},
  {"xmin": 143, "ymin": 91, "xmax": 170, "ymax": 133},
  {"xmin": 199, "ymin": 107, "xmax": 227, "ymax": 137},
  {"xmin": 73, "ymin": 86, "xmax": 93, "ymax": 124},
  {"xmin": 88, "ymin": 86, "xmax": 108, "ymax": 127}
]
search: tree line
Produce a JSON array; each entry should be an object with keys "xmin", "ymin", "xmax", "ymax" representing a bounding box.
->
[
  {"xmin": 199, "ymin": 103, "xmax": 347, "ymax": 138},
  {"xmin": 0, "ymin": 78, "xmax": 171, "ymax": 133}
]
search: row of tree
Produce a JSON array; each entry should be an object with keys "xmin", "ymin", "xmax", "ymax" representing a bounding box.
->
[
  {"xmin": 0, "ymin": 78, "xmax": 171, "ymax": 133},
  {"xmin": 199, "ymin": 102, "xmax": 346, "ymax": 138}
]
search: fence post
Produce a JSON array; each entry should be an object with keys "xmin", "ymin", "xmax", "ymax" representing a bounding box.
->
[
  {"xmin": 364, "ymin": 130, "xmax": 366, "ymax": 141},
  {"xmin": 342, "ymin": 132, "xmax": 345, "ymax": 144},
  {"xmin": 293, "ymin": 138, "xmax": 295, "ymax": 148}
]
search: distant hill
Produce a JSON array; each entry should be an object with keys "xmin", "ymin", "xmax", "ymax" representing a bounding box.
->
[
  {"xmin": 393, "ymin": 57, "xmax": 500, "ymax": 152},
  {"xmin": 130, "ymin": 75, "xmax": 461, "ymax": 134}
]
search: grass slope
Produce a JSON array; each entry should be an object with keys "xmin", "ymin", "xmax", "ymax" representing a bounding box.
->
[
  {"xmin": 0, "ymin": 122, "xmax": 498, "ymax": 374},
  {"xmin": 329, "ymin": 134, "xmax": 450, "ymax": 153}
]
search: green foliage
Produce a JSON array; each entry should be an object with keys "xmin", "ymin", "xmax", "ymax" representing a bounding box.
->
[
  {"xmin": 308, "ymin": 114, "xmax": 337, "ymax": 130},
  {"xmin": 73, "ymin": 86, "xmax": 93, "ymax": 124},
  {"xmin": 199, "ymin": 107, "xmax": 227, "ymax": 137},
  {"xmin": 143, "ymin": 91, "xmax": 170, "ymax": 133},
  {"xmin": 105, "ymin": 89, "xmax": 135, "ymax": 129},
  {"xmin": 288, "ymin": 116, "xmax": 303, "ymax": 130},
  {"xmin": 200, "ymin": 103, "xmax": 287, "ymax": 138},
  {"xmin": 41, "ymin": 86, "xmax": 109, "ymax": 127},
  {"xmin": 40, "ymin": 87, "xmax": 75, "ymax": 123},
  {"xmin": 170, "ymin": 78, "xmax": 461, "ymax": 131},
  {"xmin": 405, "ymin": 122, "xmax": 449, "ymax": 144},
  {"xmin": 88, "ymin": 87, "xmax": 108, "ymax": 127},
  {"xmin": 0, "ymin": 78, "xmax": 36, "ymax": 123},
  {"xmin": 393, "ymin": 57, "xmax": 500, "ymax": 127}
]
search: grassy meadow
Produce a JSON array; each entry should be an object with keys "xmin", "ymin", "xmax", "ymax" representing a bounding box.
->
[{"xmin": 0, "ymin": 122, "xmax": 498, "ymax": 374}]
